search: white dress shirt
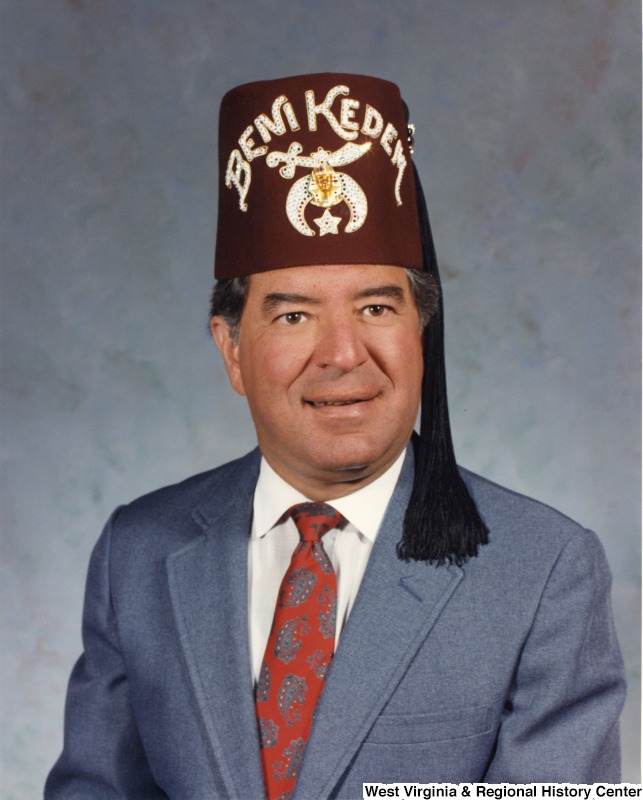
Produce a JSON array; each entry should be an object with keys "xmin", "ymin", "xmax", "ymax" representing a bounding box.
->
[{"xmin": 248, "ymin": 450, "xmax": 406, "ymax": 682}]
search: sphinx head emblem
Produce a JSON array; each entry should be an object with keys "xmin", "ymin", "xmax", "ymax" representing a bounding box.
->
[{"xmin": 267, "ymin": 142, "xmax": 371, "ymax": 236}]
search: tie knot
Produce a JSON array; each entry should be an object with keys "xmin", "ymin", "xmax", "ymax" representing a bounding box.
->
[{"xmin": 289, "ymin": 502, "xmax": 343, "ymax": 542}]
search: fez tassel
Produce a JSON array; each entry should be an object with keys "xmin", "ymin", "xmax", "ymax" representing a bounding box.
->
[{"xmin": 398, "ymin": 164, "xmax": 489, "ymax": 566}]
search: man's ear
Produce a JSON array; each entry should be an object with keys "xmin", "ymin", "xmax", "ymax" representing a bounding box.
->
[{"xmin": 210, "ymin": 317, "xmax": 246, "ymax": 396}]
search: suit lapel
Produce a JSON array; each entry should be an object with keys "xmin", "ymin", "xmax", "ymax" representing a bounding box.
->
[
  {"xmin": 295, "ymin": 449, "xmax": 464, "ymax": 799},
  {"xmin": 166, "ymin": 451, "xmax": 266, "ymax": 800}
]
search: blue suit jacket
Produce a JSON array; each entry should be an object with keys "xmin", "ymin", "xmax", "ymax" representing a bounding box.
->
[{"xmin": 46, "ymin": 446, "xmax": 625, "ymax": 798}]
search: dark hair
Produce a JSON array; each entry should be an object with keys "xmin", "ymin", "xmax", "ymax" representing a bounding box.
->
[
  {"xmin": 209, "ymin": 268, "xmax": 440, "ymax": 342},
  {"xmin": 209, "ymin": 276, "xmax": 249, "ymax": 342}
]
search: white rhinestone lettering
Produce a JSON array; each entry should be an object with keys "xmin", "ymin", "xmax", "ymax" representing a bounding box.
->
[
  {"xmin": 340, "ymin": 98, "xmax": 360, "ymax": 131},
  {"xmin": 391, "ymin": 138, "xmax": 407, "ymax": 206},
  {"xmin": 361, "ymin": 104, "xmax": 384, "ymax": 138},
  {"xmin": 305, "ymin": 85, "xmax": 357, "ymax": 141},
  {"xmin": 238, "ymin": 126, "xmax": 267, "ymax": 162},
  {"xmin": 225, "ymin": 149, "xmax": 251, "ymax": 211},
  {"xmin": 254, "ymin": 95, "xmax": 300, "ymax": 144},
  {"xmin": 380, "ymin": 122, "xmax": 398, "ymax": 156}
]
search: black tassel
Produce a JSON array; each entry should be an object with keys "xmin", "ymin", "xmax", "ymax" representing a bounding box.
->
[{"xmin": 397, "ymin": 164, "xmax": 489, "ymax": 565}]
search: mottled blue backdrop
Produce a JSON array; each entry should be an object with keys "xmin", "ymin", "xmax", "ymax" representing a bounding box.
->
[{"xmin": 2, "ymin": 1, "xmax": 640, "ymax": 794}]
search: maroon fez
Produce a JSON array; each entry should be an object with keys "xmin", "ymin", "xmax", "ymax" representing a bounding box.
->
[{"xmin": 214, "ymin": 73, "xmax": 423, "ymax": 278}]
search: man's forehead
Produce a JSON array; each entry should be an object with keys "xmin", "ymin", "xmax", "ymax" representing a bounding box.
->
[{"xmin": 246, "ymin": 263, "xmax": 412, "ymax": 298}]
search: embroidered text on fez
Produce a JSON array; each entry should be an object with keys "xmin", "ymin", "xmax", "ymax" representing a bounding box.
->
[{"xmin": 255, "ymin": 502, "xmax": 342, "ymax": 800}]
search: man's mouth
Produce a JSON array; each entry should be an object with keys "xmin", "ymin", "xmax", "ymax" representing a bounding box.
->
[{"xmin": 307, "ymin": 399, "xmax": 365, "ymax": 407}]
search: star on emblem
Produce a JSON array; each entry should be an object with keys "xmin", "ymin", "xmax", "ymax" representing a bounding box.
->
[{"xmin": 314, "ymin": 209, "xmax": 341, "ymax": 236}]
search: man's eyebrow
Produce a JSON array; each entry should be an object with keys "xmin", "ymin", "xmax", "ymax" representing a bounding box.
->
[
  {"xmin": 260, "ymin": 285, "xmax": 407, "ymax": 313},
  {"xmin": 354, "ymin": 285, "xmax": 407, "ymax": 303},
  {"xmin": 261, "ymin": 293, "xmax": 322, "ymax": 312}
]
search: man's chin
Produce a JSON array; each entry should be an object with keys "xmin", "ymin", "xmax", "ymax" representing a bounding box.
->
[
  {"xmin": 307, "ymin": 449, "xmax": 396, "ymax": 487},
  {"xmin": 261, "ymin": 435, "xmax": 410, "ymax": 497}
]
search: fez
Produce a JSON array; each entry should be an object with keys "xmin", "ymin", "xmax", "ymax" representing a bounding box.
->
[{"xmin": 214, "ymin": 73, "xmax": 423, "ymax": 278}]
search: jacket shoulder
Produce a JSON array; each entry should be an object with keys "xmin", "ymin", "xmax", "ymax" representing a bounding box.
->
[
  {"xmin": 458, "ymin": 466, "xmax": 605, "ymax": 563},
  {"xmin": 106, "ymin": 448, "xmax": 261, "ymax": 553}
]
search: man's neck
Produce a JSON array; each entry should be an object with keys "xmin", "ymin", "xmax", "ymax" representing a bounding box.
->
[
  {"xmin": 258, "ymin": 442, "xmax": 412, "ymax": 502},
  {"xmin": 253, "ymin": 447, "xmax": 408, "ymax": 540}
]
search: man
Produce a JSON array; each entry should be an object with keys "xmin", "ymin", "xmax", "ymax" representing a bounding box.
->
[{"xmin": 46, "ymin": 74, "xmax": 625, "ymax": 799}]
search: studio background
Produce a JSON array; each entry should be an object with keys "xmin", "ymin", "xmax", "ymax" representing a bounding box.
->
[{"xmin": 2, "ymin": 1, "xmax": 640, "ymax": 794}]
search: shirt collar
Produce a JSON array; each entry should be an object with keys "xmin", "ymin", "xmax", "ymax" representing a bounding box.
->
[{"xmin": 252, "ymin": 448, "xmax": 407, "ymax": 543}]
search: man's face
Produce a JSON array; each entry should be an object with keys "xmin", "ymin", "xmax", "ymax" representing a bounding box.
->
[{"xmin": 211, "ymin": 264, "xmax": 424, "ymax": 500}]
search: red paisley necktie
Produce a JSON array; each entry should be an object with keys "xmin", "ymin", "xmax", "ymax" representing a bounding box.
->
[{"xmin": 255, "ymin": 502, "xmax": 343, "ymax": 800}]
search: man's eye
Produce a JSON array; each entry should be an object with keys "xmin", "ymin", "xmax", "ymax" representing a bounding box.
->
[
  {"xmin": 363, "ymin": 304, "xmax": 389, "ymax": 317},
  {"xmin": 281, "ymin": 312, "xmax": 304, "ymax": 324}
]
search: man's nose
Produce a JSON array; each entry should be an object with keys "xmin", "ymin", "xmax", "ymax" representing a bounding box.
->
[{"xmin": 313, "ymin": 317, "xmax": 369, "ymax": 373}]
